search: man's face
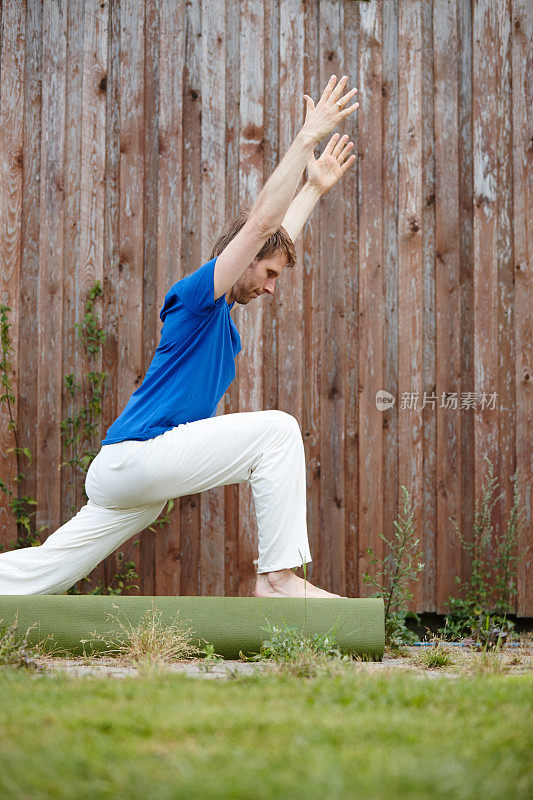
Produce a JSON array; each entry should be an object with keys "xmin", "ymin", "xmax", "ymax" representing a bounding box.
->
[{"xmin": 226, "ymin": 251, "xmax": 287, "ymax": 305}]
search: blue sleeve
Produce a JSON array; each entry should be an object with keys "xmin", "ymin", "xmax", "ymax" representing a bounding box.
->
[{"xmin": 171, "ymin": 257, "xmax": 227, "ymax": 317}]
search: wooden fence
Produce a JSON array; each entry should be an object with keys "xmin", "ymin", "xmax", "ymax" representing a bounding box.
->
[{"xmin": 0, "ymin": 0, "xmax": 531, "ymax": 614}]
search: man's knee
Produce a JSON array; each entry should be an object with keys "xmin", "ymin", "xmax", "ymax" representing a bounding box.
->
[{"xmin": 265, "ymin": 409, "xmax": 302, "ymax": 438}]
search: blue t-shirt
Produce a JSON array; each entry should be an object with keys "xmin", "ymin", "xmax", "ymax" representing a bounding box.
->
[{"xmin": 101, "ymin": 256, "xmax": 241, "ymax": 445}]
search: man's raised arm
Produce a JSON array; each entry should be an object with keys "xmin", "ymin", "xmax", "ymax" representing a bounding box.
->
[
  {"xmin": 253, "ymin": 74, "xmax": 358, "ymax": 234},
  {"xmin": 213, "ymin": 75, "xmax": 358, "ymax": 300}
]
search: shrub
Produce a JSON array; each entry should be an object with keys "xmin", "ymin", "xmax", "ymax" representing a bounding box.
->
[
  {"xmin": 439, "ymin": 456, "xmax": 527, "ymax": 647},
  {"xmin": 363, "ymin": 485, "xmax": 425, "ymax": 647}
]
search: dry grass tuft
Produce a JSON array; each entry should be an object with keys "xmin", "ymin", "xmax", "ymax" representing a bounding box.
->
[
  {"xmin": 0, "ymin": 611, "xmax": 61, "ymax": 670},
  {"xmin": 80, "ymin": 601, "xmax": 216, "ymax": 671}
]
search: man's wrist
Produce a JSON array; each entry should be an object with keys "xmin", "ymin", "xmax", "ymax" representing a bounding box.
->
[
  {"xmin": 301, "ymin": 181, "xmax": 323, "ymax": 200},
  {"xmin": 295, "ymin": 128, "xmax": 318, "ymax": 151}
]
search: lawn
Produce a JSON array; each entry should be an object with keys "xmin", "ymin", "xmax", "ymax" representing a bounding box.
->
[{"xmin": 0, "ymin": 667, "xmax": 531, "ymax": 800}]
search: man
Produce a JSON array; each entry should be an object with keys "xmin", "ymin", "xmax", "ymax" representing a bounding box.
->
[{"xmin": 0, "ymin": 74, "xmax": 358, "ymax": 597}]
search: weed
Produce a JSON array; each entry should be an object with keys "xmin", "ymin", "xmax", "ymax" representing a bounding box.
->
[
  {"xmin": 467, "ymin": 648, "xmax": 510, "ymax": 676},
  {"xmin": 0, "ymin": 611, "xmax": 57, "ymax": 671},
  {"xmin": 363, "ymin": 485, "xmax": 425, "ymax": 647},
  {"xmin": 262, "ymin": 648, "xmax": 353, "ymax": 679},
  {"xmin": 238, "ymin": 615, "xmax": 353, "ymax": 680},
  {"xmin": 198, "ymin": 643, "xmax": 225, "ymax": 672},
  {"xmin": 385, "ymin": 642, "xmax": 412, "ymax": 659},
  {"xmin": 438, "ymin": 456, "xmax": 528, "ymax": 646},
  {"xmin": 257, "ymin": 618, "xmax": 345, "ymax": 662},
  {"xmin": 80, "ymin": 601, "xmax": 213, "ymax": 668},
  {"xmin": 59, "ymin": 281, "xmax": 107, "ymax": 478},
  {"xmin": 68, "ymin": 548, "xmax": 142, "ymax": 596},
  {"xmin": 411, "ymin": 636, "xmax": 457, "ymax": 670}
]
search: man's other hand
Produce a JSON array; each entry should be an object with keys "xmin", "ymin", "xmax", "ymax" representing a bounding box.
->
[{"xmin": 306, "ymin": 132, "xmax": 356, "ymax": 195}]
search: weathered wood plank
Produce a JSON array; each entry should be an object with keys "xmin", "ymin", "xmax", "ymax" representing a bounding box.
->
[
  {"xmin": 342, "ymin": 0, "xmax": 359, "ymax": 597},
  {"xmin": 116, "ymin": 0, "xmax": 145, "ymax": 595},
  {"xmin": 458, "ymin": 0, "xmax": 475, "ymax": 613},
  {"xmin": 397, "ymin": 0, "xmax": 424, "ymax": 606},
  {"xmin": 75, "ymin": 0, "xmax": 108, "ymax": 592},
  {"xmin": 154, "ymin": 0, "xmax": 185, "ymax": 596},
  {"xmin": 381, "ymin": 0, "xmax": 399, "ymax": 601},
  {"xmin": 473, "ymin": 0, "xmax": 522, "ymax": 614},
  {"xmin": 36, "ymin": 0, "xmax": 67, "ymax": 548},
  {"xmin": 223, "ymin": 0, "xmax": 241, "ymax": 598},
  {"xmin": 278, "ymin": 0, "xmax": 304, "ymax": 424},
  {"xmin": 200, "ymin": 0, "xmax": 226, "ymax": 596},
  {"xmin": 17, "ymin": 0, "xmax": 42, "ymax": 559},
  {"xmin": 139, "ymin": 0, "xmax": 160, "ymax": 595},
  {"xmin": 420, "ymin": 0, "xmax": 436, "ymax": 613},
  {"xmin": 472, "ymin": 0, "xmax": 505, "ymax": 608},
  {"xmin": 433, "ymin": 0, "xmax": 462, "ymax": 613},
  {"xmin": 180, "ymin": 0, "xmax": 202, "ymax": 595},
  {"xmin": 236, "ymin": 0, "xmax": 265, "ymax": 597},
  {"xmin": 60, "ymin": 2, "xmax": 83, "ymax": 564},
  {"xmin": 0, "ymin": 0, "xmax": 25, "ymax": 553},
  {"xmin": 301, "ymin": 0, "xmax": 321, "ymax": 589},
  {"xmin": 263, "ymin": 0, "xmax": 280, "ymax": 416},
  {"xmin": 357, "ymin": 0, "xmax": 383, "ymax": 596},
  {"xmin": 100, "ymin": 0, "xmax": 123, "ymax": 591},
  {"xmin": 511, "ymin": 0, "xmax": 532, "ymax": 616},
  {"xmin": 278, "ymin": 0, "xmax": 305, "ymax": 582},
  {"xmin": 494, "ymin": 1, "xmax": 516, "ymax": 596},
  {"xmin": 318, "ymin": 0, "xmax": 345, "ymax": 594}
]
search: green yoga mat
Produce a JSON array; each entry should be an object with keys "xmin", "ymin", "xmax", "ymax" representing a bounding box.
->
[{"xmin": 0, "ymin": 595, "xmax": 385, "ymax": 661}]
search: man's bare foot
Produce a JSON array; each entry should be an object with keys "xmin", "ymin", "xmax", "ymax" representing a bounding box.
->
[{"xmin": 254, "ymin": 568, "xmax": 344, "ymax": 598}]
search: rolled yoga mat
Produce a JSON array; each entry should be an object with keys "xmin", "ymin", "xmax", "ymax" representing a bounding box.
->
[{"xmin": 0, "ymin": 595, "xmax": 385, "ymax": 661}]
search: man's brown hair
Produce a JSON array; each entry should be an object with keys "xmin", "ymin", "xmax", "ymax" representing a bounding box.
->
[{"xmin": 208, "ymin": 206, "xmax": 297, "ymax": 268}]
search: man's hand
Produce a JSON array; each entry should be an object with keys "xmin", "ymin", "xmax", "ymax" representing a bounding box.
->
[
  {"xmin": 306, "ymin": 132, "xmax": 356, "ymax": 195},
  {"xmin": 300, "ymin": 74, "xmax": 358, "ymax": 146}
]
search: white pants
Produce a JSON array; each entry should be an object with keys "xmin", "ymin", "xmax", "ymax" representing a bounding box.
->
[{"xmin": 0, "ymin": 410, "xmax": 312, "ymax": 595}]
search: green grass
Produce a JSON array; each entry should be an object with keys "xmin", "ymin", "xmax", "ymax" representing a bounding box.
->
[{"xmin": 0, "ymin": 669, "xmax": 531, "ymax": 800}]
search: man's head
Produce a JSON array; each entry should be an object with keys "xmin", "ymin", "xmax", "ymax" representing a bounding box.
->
[{"xmin": 209, "ymin": 208, "xmax": 297, "ymax": 305}]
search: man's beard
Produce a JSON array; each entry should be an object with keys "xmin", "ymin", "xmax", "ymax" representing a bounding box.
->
[{"xmin": 236, "ymin": 285, "xmax": 255, "ymax": 304}]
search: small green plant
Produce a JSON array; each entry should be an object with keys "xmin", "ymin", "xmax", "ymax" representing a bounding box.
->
[
  {"xmin": 198, "ymin": 642, "xmax": 224, "ymax": 672},
  {"xmin": 438, "ymin": 456, "xmax": 527, "ymax": 647},
  {"xmin": 67, "ymin": 547, "xmax": 142, "ymax": 595},
  {"xmin": 59, "ymin": 280, "xmax": 107, "ymax": 483},
  {"xmin": 238, "ymin": 617, "xmax": 352, "ymax": 678},
  {"xmin": 363, "ymin": 485, "xmax": 425, "ymax": 647},
  {"xmin": 412, "ymin": 636, "xmax": 456, "ymax": 670},
  {"xmin": 257, "ymin": 619, "xmax": 344, "ymax": 662},
  {"xmin": 0, "ymin": 303, "xmax": 49, "ymax": 549},
  {"xmin": 80, "ymin": 601, "xmax": 208, "ymax": 667},
  {"xmin": 147, "ymin": 498, "xmax": 175, "ymax": 533},
  {"xmin": 469, "ymin": 612, "xmax": 515, "ymax": 651}
]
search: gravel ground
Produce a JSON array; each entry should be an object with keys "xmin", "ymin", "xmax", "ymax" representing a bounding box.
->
[{"xmin": 28, "ymin": 645, "xmax": 533, "ymax": 680}]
